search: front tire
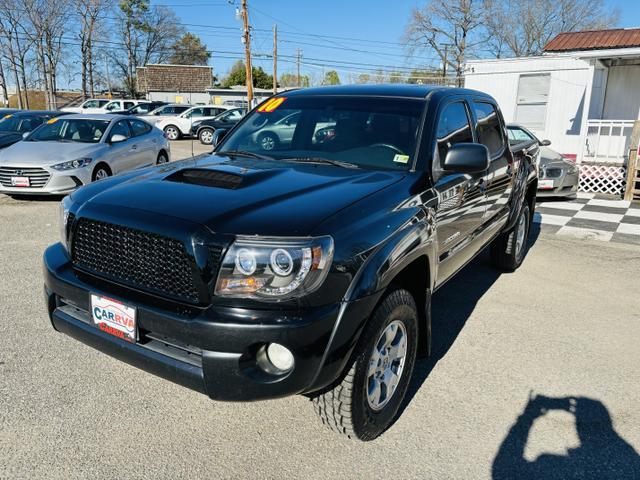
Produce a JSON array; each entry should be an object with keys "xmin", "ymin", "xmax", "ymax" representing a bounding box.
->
[
  {"xmin": 156, "ymin": 151, "xmax": 169, "ymax": 165},
  {"xmin": 491, "ymin": 203, "xmax": 531, "ymax": 272},
  {"xmin": 92, "ymin": 164, "xmax": 111, "ymax": 182},
  {"xmin": 163, "ymin": 125, "xmax": 180, "ymax": 141},
  {"xmin": 312, "ymin": 289, "xmax": 418, "ymax": 441},
  {"xmin": 199, "ymin": 128, "xmax": 214, "ymax": 145}
]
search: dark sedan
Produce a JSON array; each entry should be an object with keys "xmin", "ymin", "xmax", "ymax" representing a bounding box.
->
[
  {"xmin": 191, "ymin": 108, "xmax": 246, "ymax": 144},
  {"xmin": 0, "ymin": 110, "xmax": 69, "ymax": 149}
]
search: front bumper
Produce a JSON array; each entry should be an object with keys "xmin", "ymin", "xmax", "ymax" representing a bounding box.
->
[
  {"xmin": 44, "ymin": 242, "xmax": 364, "ymax": 401},
  {"xmin": 537, "ymin": 166, "xmax": 579, "ymax": 197},
  {"xmin": 0, "ymin": 166, "xmax": 91, "ymax": 195}
]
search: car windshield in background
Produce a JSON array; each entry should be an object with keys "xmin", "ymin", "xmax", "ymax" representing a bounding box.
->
[
  {"xmin": 28, "ymin": 118, "xmax": 111, "ymax": 143},
  {"xmin": 218, "ymin": 96, "xmax": 424, "ymax": 171},
  {"xmin": 0, "ymin": 115, "xmax": 22, "ymax": 132}
]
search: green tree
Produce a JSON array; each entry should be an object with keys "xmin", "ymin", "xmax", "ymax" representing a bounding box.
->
[
  {"xmin": 407, "ymin": 69, "xmax": 433, "ymax": 84},
  {"xmin": 388, "ymin": 71, "xmax": 405, "ymax": 83},
  {"xmin": 322, "ymin": 70, "xmax": 340, "ymax": 85},
  {"xmin": 279, "ymin": 72, "xmax": 309, "ymax": 87},
  {"xmin": 169, "ymin": 32, "xmax": 211, "ymax": 65},
  {"xmin": 222, "ymin": 60, "xmax": 273, "ymax": 89},
  {"xmin": 356, "ymin": 73, "xmax": 371, "ymax": 84}
]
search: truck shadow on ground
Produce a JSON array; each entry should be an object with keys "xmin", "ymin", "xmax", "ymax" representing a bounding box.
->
[
  {"xmin": 492, "ymin": 394, "xmax": 640, "ymax": 480},
  {"xmin": 399, "ymin": 221, "xmax": 542, "ymax": 414}
]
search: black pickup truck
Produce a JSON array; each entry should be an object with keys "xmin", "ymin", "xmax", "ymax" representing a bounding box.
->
[{"xmin": 44, "ymin": 85, "xmax": 537, "ymax": 441}]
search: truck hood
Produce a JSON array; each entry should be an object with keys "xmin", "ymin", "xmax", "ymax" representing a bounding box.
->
[
  {"xmin": 0, "ymin": 140, "xmax": 102, "ymax": 166},
  {"xmin": 80, "ymin": 154, "xmax": 405, "ymax": 236}
]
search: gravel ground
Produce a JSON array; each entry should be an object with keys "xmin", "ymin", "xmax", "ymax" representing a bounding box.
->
[{"xmin": 0, "ymin": 145, "xmax": 639, "ymax": 478}]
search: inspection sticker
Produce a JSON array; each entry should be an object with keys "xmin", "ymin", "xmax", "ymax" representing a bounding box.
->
[{"xmin": 393, "ymin": 154, "xmax": 410, "ymax": 164}]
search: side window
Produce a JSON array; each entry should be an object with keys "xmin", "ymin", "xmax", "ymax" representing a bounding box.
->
[
  {"xmin": 130, "ymin": 119, "xmax": 151, "ymax": 137},
  {"xmin": 185, "ymin": 108, "xmax": 203, "ymax": 118},
  {"xmin": 110, "ymin": 120, "xmax": 131, "ymax": 140},
  {"xmin": 507, "ymin": 127, "xmax": 535, "ymax": 145},
  {"xmin": 175, "ymin": 106, "xmax": 190, "ymax": 114},
  {"xmin": 472, "ymin": 101, "xmax": 504, "ymax": 157},
  {"xmin": 124, "ymin": 102, "xmax": 135, "ymax": 109},
  {"xmin": 83, "ymin": 100, "xmax": 99, "ymax": 108},
  {"xmin": 436, "ymin": 102, "xmax": 473, "ymax": 163}
]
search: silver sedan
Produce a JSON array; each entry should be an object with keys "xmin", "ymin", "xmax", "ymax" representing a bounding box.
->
[
  {"xmin": 507, "ymin": 124, "xmax": 579, "ymax": 198},
  {"xmin": 0, "ymin": 114, "xmax": 170, "ymax": 196}
]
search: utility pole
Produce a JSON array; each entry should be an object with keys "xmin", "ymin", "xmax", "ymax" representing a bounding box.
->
[
  {"xmin": 442, "ymin": 43, "xmax": 449, "ymax": 81},
  {"xmin": 296, "ymin": 49, "xmax": 301, "ymax": 88},
  {"xmin": 272, "ymin": 24, "xmax": 277, "ymax": 95},
  {"xmin": 104, "ymin": 53, "xmax": 112, "ymax": 99},
  {"xmin": 240, "ymin": 0, "xmax": 253, "ymax": 106}
]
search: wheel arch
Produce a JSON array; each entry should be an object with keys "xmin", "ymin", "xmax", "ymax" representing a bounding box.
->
[{"xmin": 92, "ymin": 162, "xmax": 112, "ymax": 181}]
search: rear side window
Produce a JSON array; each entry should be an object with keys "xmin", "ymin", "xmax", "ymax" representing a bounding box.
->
[
  {"xmin": 110, "ymin": 120, "xmax": 131, "ymax": 139},
  {"xmin": 130, "ymin": 119, "xmax": 152, "ymax": 137},
  {"xmin": 436, "ymin": 102, "xmax": 473, "ymax": 162},
  {"xmin": 473, "ymin": 102, "xmax": 504, "ymax": 156}
]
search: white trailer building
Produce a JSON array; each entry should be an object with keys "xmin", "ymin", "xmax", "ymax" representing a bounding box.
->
[{"xmin": 465, "ymin": 28, "xmax": 640, "ymax": 195}]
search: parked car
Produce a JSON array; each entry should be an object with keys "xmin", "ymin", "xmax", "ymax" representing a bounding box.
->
[
  {"xmin": 43, "ymin": 85, "xmax": 536, "ymax": 441},
  {"xmin": 0, "ymin": 114, "xmax": 169, "ymax": 196},
  {"xmin": 156, "ymin": 105, "xmax": 233, "ymax": 140},
  {"xmin": 107, "ymin": 101, "xmax": 168, "ymax": 116},
  {"xmin": 507, "ymin": 123, "xmax": 579, "ymax": 198},
  {"xmin": 61, "ymin": 98, "xmax": 110, "ymax": 114},
  {"xmin": 0, "ymin": 110, "xmax": 69, "ymax": 149},
  {"xmin": 0, "ymin": 108, "xmax": 20, "ymax": 115},
  {"xmin": 191, "ymin": 108, "xmax": 246, "ymax": 144},
  {"xmin": 99, "ymin": 100, "xmax": 150, "ymax": 114},
  {"xmin": 138, "ymin": 103, "xmax": 193, "ymax": 125}
]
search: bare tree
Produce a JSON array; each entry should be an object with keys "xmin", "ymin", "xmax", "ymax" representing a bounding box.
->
[
  {"xmin": 75, "ymin": 0, "xmax": 112, "ymax": 98},
  {"xmin": 0, "ymin": 1, "xmax": 33, "ymax": 108},
  {"xmin": 405, "ymin": 0, "xmax": 484, "ymax": 84},
  {"xmin": 23, "ymin": 0, "xmax": 71, "ymax": 109},
  {"xmin": 483, "ymin": 0, "xmax": 620, "ymax": 57},
  {"xmin": 114, "ymin": 0, "xmax": 183, "ymax": 96}
]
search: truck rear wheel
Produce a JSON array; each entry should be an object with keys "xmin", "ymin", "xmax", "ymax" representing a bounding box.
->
[
  {"xmin": 491, "ymin": 203, "xmax": 531, "ymax": 272},
  {"xmin": 312, "ymin": 289, "xmax": 418, "ymax": 441}
]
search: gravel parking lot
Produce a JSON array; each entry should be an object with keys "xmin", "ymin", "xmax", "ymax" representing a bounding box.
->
[{"xmin": 1, "ymin": 142, "xmax": 639, "ymax": 478}]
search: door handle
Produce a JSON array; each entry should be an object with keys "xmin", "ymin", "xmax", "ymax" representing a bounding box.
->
[{"xmin": 130, "ymin": 144, "xmax": 138, "ymax": 150}]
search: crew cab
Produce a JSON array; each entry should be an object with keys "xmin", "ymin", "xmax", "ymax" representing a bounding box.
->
[{"xmin": 43, "ymin": 85, "xmax": 537, "ymax": 441}]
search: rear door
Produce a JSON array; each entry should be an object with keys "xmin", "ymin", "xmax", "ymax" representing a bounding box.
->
[
  {"xmin": 129, "ymin": 119, "xmax": 156, "ymax": 167},
  {"xmin": 471, "ymin": 100, "xmax": 512, "ymax": 225},
  {"xmin": 432, "ymin": 99, "xmax": 488, "ymax": 261}
]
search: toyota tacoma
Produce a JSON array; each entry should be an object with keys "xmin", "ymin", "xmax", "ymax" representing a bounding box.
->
[{"xmin": 44, "ymin": 85, "xmax": 537, "ymax": 441}]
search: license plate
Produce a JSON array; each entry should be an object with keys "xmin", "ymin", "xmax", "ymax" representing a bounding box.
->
[
  {"xmin": 538, "ymin": 179, "xmax": 555, "ymax": 190},
  {"xmin": 91, "ymin": 294, "xmax": 137, "ymax": 343},
  {"xmin": 11, "ymin": 176, "xmax": 29, "ymax": 187}
]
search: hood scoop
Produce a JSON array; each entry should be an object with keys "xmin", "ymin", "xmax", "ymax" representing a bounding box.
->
[{"xmin": 166, "ymin": 168, "xmax": 243, "ymax": 189}]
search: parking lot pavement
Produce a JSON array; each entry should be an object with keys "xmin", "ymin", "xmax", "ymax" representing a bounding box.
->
[
  {"xmin": 1, "ymin": 191, "xmax": 639, "ymax": 478},
  {"xmin": 535, "ymin": 192, "xmax": 640, "ymax": 246},
  {"xmin": 169, "ymin": 138, "xmax": 212, "ymax": 160}
]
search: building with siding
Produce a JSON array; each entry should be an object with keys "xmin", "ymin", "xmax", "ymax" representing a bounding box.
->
[
  {"xmin": 136, "ymin": 64, "xmax": 214, "ymax": 104},
  {"xmin": 465, "ymin": 28, "xmax": 640, "ymax": 168}
]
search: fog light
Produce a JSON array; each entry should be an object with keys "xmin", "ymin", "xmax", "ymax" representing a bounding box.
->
[{"xmin": 266, "ymin": 343, "xmax": 294, "ymax": 372}]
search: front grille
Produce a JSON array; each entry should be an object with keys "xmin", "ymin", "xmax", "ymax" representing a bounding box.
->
[
  {"xmin": 545, "ymin": 167, "xmax": 563, "ymax": 179},
  {"xmin": 72, "ymin": 218, "xmax": 201, "ymax": 303},
  {"xmin": 0, "ymin": 166, "xmax": 50, "ymax": 188}
]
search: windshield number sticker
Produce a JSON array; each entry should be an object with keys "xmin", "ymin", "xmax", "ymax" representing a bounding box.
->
[
  {"xmin": 3, "ymin": 114, "xmax": 12, "ymax": 119},
  {"xmin": 258, "ymin": 97, "xmax": 286, "ymax": 113},
  {"xmin": 47, "ymin": 117, "xmax": 58, "ymax": 124},
  {"xmin": 393, "ymin": 154, "xmax": 409, "ymax": 164}
]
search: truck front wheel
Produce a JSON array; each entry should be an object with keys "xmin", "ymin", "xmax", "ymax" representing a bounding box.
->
[
  {"xmin": 491, "ymin": 203, "xmax": 531, "ymax": 272},
  {"xmin": 311, "ymin": 289, "xmax": 418, "ymax": 441}
]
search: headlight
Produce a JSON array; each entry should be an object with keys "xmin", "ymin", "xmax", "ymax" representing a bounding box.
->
[
  {"xmin": 51, "ymin": 157, "xmax": 93, "ymax": 171},
  {"xmin": 59, "ymin": 195, "xmax": 73, "ymax": 249},
  {"xmin": 214, "ymin": 236, "xmax": 334, "ymax": 301}
]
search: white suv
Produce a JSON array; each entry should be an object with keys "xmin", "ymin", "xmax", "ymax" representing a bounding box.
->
[
  {"xmin": 61, "ymin": 98, "xmax": 110, "ymax": 114},
  {"xmin": 156, "ymin": 105, "xmax": 232, "ymax": 140}
]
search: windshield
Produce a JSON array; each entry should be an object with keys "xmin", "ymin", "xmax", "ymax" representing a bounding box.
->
[
  {"xmin": 104, "ymin": 102, "xmax": 122, "ymax": 111},
  {"xmin": 28, "ymin": 118, "xmax": 111, "ymax": 143},
  {"xmin": 218, "ymin": 96, "xmax": 424, "ymax": 170},
  {"xmin": 0, "ymin": 114, "xmax": 47, "ymax": 133},
  {"xmin": 0, "ymin": 115, "xmax": 21, "ymax": 132},
  {"xmin": 507, "ymin": 127, "xmax": 536, "ymax": 146}
]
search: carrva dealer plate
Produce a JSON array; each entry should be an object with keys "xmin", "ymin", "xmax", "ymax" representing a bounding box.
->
[
  {"xmin": 91, "ymin": 294, "xmax": 137, "ymax": 343},
  {"xmin": 538, "ymin": 179, "xmax": 555, "ymax": 190}
]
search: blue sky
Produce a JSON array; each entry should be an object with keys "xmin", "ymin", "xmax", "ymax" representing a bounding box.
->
[{"xmin": 156, "ymin": 0, "xmax": 638, "ymax": 82}]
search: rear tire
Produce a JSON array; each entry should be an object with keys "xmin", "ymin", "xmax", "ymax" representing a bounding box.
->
[
  {"xmin": 312, "ymin": 289, "xmax": 418, "ymax": 441},
  {"xmin": 491, "ymin": 203, "xmax": 531, "ymax": 272},
  {"xmin": 156, "ymin": 151, "xmax": 169, "ymax": 165},
  {"xmin": 163, "ymin": 125, "xmax": 180, "ymax": 141}
]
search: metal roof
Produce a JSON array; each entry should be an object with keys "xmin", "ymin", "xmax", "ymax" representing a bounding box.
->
[{"xmin": 544, "ymin": 28, "xmax": 640, "ymax": 52}]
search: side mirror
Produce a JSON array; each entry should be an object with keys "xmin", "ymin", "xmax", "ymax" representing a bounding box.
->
[
  {"xmin": 212, "ymin": 129, "xmax": 228, "ymax": 149},
  {"xmin": 22, "ymin": 132, "xmax": 29, "ymax": 139},
  {"xmin": 110, "ymin": 134, "xmax": 127, "ymax": 143},
  {"xmin": 443, "ymin": 143, "xmax": 490, "ymax": 173},
  {"xmin": 540, "ymin": 139, "xmax": 551, "ymax": 146}
]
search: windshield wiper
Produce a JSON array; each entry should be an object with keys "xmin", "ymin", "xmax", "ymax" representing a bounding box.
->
[
  {"xmin": 280, "ymin": 156, "xmax": 360, "ymax": 169},
  {"xmin": 219, "ymin": 150, "xmax": 274, "ymax": 160}
]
